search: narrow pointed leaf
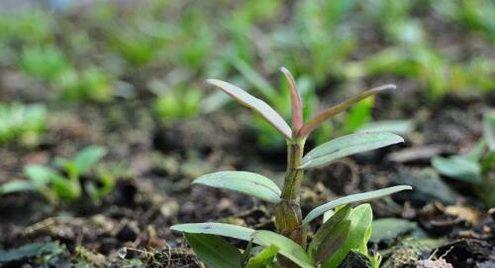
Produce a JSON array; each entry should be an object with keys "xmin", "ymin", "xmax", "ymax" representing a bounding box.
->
[
  {"xmin": 193, "ymin": 171, "xmax": 282, "ymax": 203},
  {"xmin": 185, "ymin": 233, "xmax": 242, "ymax": 268},
  {"xmin": 24, "ymin": 164, "xmax": 57, "ymax": 188},
  {"xmin": 322, "ymin": 204, "xmax": 373, "ymax": 268},
  {"xmin": 73, "ymin": 146, "xmax": 107, "ymax": 174},
  {"xmin": 303, "ymin": 185, "xmax": 412, "ymax": 224},
  {"xmin": 281, "ymin": 67, "xmax": 303, "ymax": 132},
  {"xmin": 432, "ymin": 156, "xmax": 482, "ymax": 184},
  {"xmin": 207, "ymin": 79, "xmax": 292, "ymax": 139},
  {"xmin": 299, "ymin": 84, "xmax": 396, "ymax": 137},
  {"xmin": 0, "ymin": 180, "xmax": 36, "ymax": 194},
  {"xmin": 301, "ymin": 132, "xmax": 404, "ymax": 169},
  {"xmin": 171, "ymin": 222, "xmax": 255, "ymax": 242},
  {"xmin": 309, "ymin": 205, "xmax": 352, "ymax": 263},
  {"xmin": 252, "ymin": 231, "xmax": 314, "ymax": 268}
]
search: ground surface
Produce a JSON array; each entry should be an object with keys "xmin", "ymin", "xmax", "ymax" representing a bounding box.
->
[{"xmin": 1, "ymin": 1, "xmax": 495, "ymax": 267}]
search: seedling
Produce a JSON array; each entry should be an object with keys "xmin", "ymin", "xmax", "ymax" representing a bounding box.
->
[
  {"xmin": 0, "ymin": 102, "xmax": 46, "ymax": 146},
  {"xmin": 56, "ymin": 66, "xmax": 115, "ymax": 102},
  {"xmin": 153, "ymin": 87, "xmax": 202, "ymax": 122},
  {"xmin": 19, "ymin": 45, "xmax": 69, "ymax": 83},
  {"xmin": 171, "ymin": 68, "xmax": 412, "ymax": 267},
  {"xmin": 432, "ymin": 111, "xmax": 495, "ymax": 206},
  {"xmin": 231, "ymin": 58, "xmax": 317, "ymax": 149},
  {"xmin": 0, "ymin": 146, "xmax": 113, "ymax": 203}
]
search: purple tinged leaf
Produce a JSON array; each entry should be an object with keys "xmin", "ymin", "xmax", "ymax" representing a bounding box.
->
[
  {"xmin": 298, "ymin": 84, "xmax": 396, "ymax": 137},
  {"xmin": 280, "ymin": 67, "xmax": 303, "ymax": 133}
]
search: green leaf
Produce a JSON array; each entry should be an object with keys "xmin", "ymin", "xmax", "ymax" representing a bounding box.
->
[
  {"xmin": 309, "ymin": 206, "xmax": 352, "ymax": 263},
  {"xmin": 301, "ymin": 132, "xmax": 404, "ymax": 169},
  {"xmin": 303, "ymin": 185, "xmax": 412, "ymax": 224},
  {"xmin": 322, "ymin": 204, "xmax": 373, "ymax": 268},
  {"xmin": 343, "ymin": 97, "xmax": 374, "ymax": 133},
  {"xmin": 281, "ymin": 67, "xmax": 303, "ymax": 133},
  {"xmin": 24, "ymin": 164, "xmax": 58, "ymax": 188},
  {"xmin": 245, "ymin": 245, "xmax": 279, "ymax": 268},
  {"xmin": 483, "ymin": 112, "xmax": 495, "ymax": 151},
  {"xmin": 206, "ymin": 79, "xmax": 292, "ymax": 139},
  {"xmin": 171, "ymin": 222, "xmax": 255, "ymax": 242},
  {"xmin": 431, "ymin": 156, "xmax": 482, "ymax": 184},
  {"xmin": 252, "ymin": 231, "xmax": 314, "ymax": 268},
  {"xmin": 358, "ymin": 120, "xmax": 414, "ymax": 135},
  {"xmin": 370, "ymin": 218, "xmax": 418, "ymax": 243},
  {"xmin": 73, "ymin": 146, "xmax": 107, "ymax": 174},
  {"xmin": 298, "ymin": 84, "xmax": 396, "ymax": 137},
  {"xmin": 50, "ymin": 175, "xmax": 81, "ymax": 201},
  {"xmin": 185, "ymin": 233, "xmax": 242, "ymax": 268},
  {"xmin": 0, "ymin": 242, "xmax": 65, "ymax": 264},
  {"xmin": 0, "ymin": 180, "xmax": 36, "ymax": 195},
  {"xmin": 193, "ymin": 171, "xmax": 281, "ymax": 203}
]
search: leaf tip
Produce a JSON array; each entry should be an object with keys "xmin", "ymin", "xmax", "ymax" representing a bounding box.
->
[
  {"xmin": 205, "ymin": 78, "xmax": 220, "ymax": 86},
  {"xmin": 378, "ymin": 84, "xmax": 397, "ymax": 92},
  {"xmin": 279, "ymin": 66, "xmax": 289, "ymax": 75}
]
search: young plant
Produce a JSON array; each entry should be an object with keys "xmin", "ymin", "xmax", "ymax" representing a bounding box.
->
[
  {"xmin": 432, "ymin": 111, "xmax": 495, "ymax": 206},
  {"xmin": 55, "ymin": 66, "xmax": 115, "ymax": 103},
  {"xmin": 19, "ymin": 45, "xmax": 69, "ymax": 83},
  {"xmin": 0, "ymin": 102, "xmax": 47, "ymax": 146},
  {"xmin": 0, "ymin": 146, "xmax": 113, "ymax": 203},
  {"xmin": 231, "ymin": 58, "xmax": 317, "ymax": 149},
  {"xmin": 153, "ymin": 86, "xmax": 202, "ymax": 123},
  {"xmin": 171, "ymin": 68, "xmax": 412, "ymax": 267}
]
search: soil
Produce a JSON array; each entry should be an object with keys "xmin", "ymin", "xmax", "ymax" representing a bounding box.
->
[{"xmin": 2, "ymin": 2, "xmax": 495, "ymax": 268}]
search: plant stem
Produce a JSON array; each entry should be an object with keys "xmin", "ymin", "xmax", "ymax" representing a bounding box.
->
[{"xmin": 275, "ymin": 138, "xmax": 307, "ymax": 246}]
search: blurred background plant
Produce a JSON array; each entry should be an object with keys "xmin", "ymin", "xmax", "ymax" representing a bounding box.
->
[
  {"xmin": 0, "ymin": 103, "xmax": 47, "ymax": 146},
  {"xmin": 0, "ymin": 0, "xmax": 493, "ymax": 147},
  {"xmin": 1, "ymin": 1, "xmax": 495, "ymax": 266},
  {"xmin": 0, "ymin": 145, "xmax": 117, "ymax": 204}
]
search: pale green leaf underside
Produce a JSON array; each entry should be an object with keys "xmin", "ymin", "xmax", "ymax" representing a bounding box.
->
[
  {"xmin": 170, "ymin": 222, "xmax": 255, "ymax": 242},
  {"xmin": 0, "ymin": 180, "xmax": 36, "ymax": 194},
  {"xmin": 24, "ymin": 164, "xmax": 57, "ymax": 188},
  {"xmin": 432, "ymin": 156, "xmax": 482, "ymax": 184},
  {"xmin": 301, "ymin": 132, "xmax": 404, "ymax": 169},
  {"xmin": 252, "ymin": 230, "xmax": 314, "ymax": 268},
  {"xmin": 185, "ymin": 233, "xmax": 242, "ymax": 268},
  {"xmin": 207, "ymin": 79, "xmax": 292, "ymax": 139},
  {"xmin": 302, "ymin": 185, "xmax": 412, "ymax": 224},
  {"xmin": 193, "ymin": 171, "xmax": 282, "ymax": 203}
]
